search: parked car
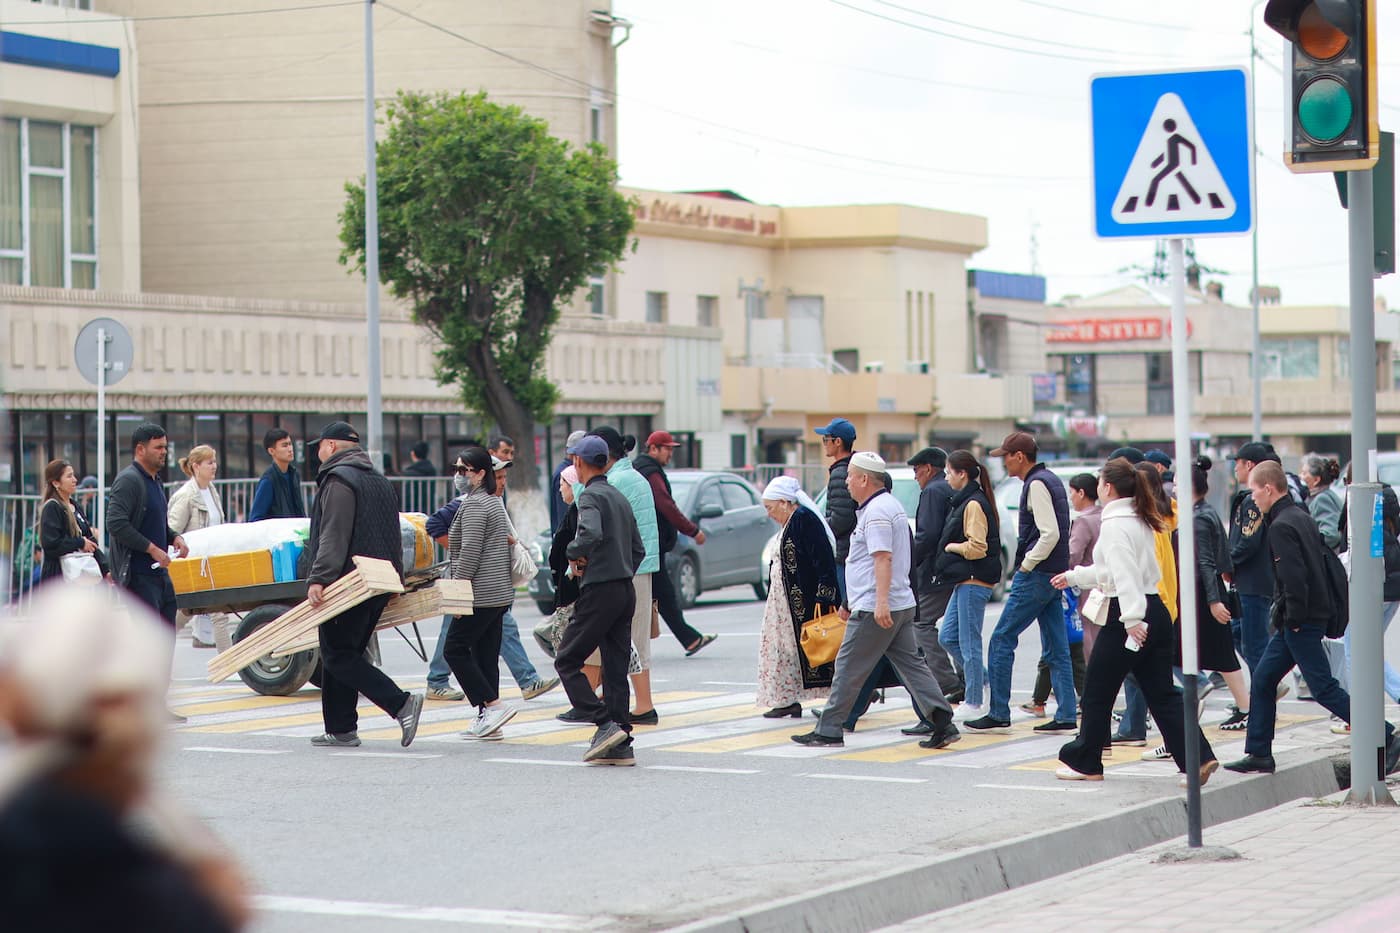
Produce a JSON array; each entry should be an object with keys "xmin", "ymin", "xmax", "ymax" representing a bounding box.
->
[{"xmin": 527, "ymin": 470, "xmax": 772, "ymax": 614}]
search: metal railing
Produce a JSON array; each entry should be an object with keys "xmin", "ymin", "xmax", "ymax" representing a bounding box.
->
[{"xmin": 731, "ymin": 463, "xmax": 831, "ymax": 495}]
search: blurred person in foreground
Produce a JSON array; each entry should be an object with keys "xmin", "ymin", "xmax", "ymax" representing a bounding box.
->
[{"xmin": 0, "ymin": 586, "xmax": 249, "ymax": 932}]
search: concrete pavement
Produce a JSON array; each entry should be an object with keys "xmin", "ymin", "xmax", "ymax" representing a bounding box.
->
[{"xmin": 880, "ymin": 787, "xmax": 1400, "ymax": 932}]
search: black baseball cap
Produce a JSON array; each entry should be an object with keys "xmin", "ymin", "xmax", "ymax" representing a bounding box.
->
[
  {"xmin": 316, "ymin": 421, "xmax": 361, "ymax": 444},
  {"xmin": 1108, "ymin": 446, "xmax": 1145, "ymax": 464},
  {"xmin": 907, "ymin": 447, "xmax": 948, "ymax": 468},
  {"xmin": 1230, "ymin": 441, "xmax": 1280, "ymax": 464}
]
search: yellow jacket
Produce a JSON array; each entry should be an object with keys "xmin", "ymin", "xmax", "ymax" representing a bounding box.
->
[{"xmin": 1153, "ymin": 503, "xmax": 1178, "ymax": 622}]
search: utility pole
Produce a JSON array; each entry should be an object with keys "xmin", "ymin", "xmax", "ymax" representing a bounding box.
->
[
  {"xmin": 1248, "ymin": 1, "xmax": 1266, "ymax": 442},
  {"xmin": 363, "ymin": 0, "xmax": 384, "ymax": 472}
]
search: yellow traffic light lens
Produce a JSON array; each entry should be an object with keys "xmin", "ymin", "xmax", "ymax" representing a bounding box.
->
[
  {"xmin": 1297, "ymin": 76, "xmax": 1354, "ymax": 142},
  {"xmin": 1296, "ymin": 3, "xmax": 1349, "ymax": 61}
]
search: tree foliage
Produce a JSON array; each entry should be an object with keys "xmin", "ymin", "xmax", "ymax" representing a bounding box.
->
[{"xmin": 339, "ymin": 91, "xmax": 634, "ymax": 487}]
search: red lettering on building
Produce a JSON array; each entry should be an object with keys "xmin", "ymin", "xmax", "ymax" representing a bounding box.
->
[{"xmin": 1047, "ymin": 318, "xmax": 1169, "ymax": 343}]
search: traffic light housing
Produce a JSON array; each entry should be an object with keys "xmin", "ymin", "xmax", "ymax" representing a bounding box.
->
[{"xmin": 1264, "ymin": 0, "xmax": 1378, "ymax": 173}]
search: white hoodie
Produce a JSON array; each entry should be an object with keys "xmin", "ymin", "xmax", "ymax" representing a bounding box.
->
[{"xmin": 1064, "ymin": 498, "xmax": 1161, "ymax": 629}]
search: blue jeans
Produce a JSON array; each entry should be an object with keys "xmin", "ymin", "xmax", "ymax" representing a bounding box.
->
[
  {"xmin": 1341, "ymin": 601, "xmax": 1400, "ymax": 701},
  {"xmin": 1234, "ymin": 594, "xmax": 1271, "ymax": 674},
  {"xmin": 987, "ymin": 570, "xmax": 1077, "ymax": 723},
  {"xmin": 434, "ymin": 609, "xmax": 540, "ymax": 689},
  {"xmin": 1246, "ymin": 623, "xmax": 1394, "ymax": 756},
  {"xmin": 1117, "ymin": 674, "xmax": 1148, "ymax": 740},
  {"xmin": 939, "ymin": 583, "xmax": 993, "ymax": 707},
  {"xmin": 500, "ymin": 610, "xmax": 541, "ymax": 689},
  {"xmin": 427, "ymin": 614, "xmax": 454, "ymax": 688},
  {"xmin": 835, "ymin": 563, "xmax": 847, "ymax": 606}
]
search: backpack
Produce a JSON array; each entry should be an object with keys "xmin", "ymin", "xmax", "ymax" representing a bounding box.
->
[{"xmin": 1320, "ymin": 544, "xmax": 1349, "ymax": 639}]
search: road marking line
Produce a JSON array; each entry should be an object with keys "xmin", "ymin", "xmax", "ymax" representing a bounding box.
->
[
  {"xmin": 183, "ymin": 746, "xmax": 291, "ymax": 755},
  {"xmin": 975, "ymin": 783, "xmax": 1100, "ymax": 794},
  {"xmin": 505, "ymin": 702, "xmax": 761, "ymax": 747},
  {"xmin": 484, "ymin": 757, "xmax": 586, "ymax": 768},
  {"xmin": 253, "ymin": 894, "xmax": 607, "ymax": 930},
  {"xmin": 646, "ymin": 765, "xmax": 760, "ymax": 775},
  {"xmin": 801, "ymin": 773, "xmax": 926, "ymax": 784},
  {"xmin": 328, "ymin": 751, "xmax": 442, "ymax": 759}
]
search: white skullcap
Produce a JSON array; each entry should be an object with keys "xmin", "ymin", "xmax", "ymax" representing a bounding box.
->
[
  {"xmin": 850, "ymin": 451, "xmax": 888, "ymax": 475},
  {"xmin": 761, "ymin": 476, "xmax": 802, "ymax": 502}
]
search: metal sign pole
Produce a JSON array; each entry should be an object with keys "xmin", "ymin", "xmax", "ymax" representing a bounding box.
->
[
  {"xmin": 1343, "ymin": 168, "xmax": 1392, "ymax": 804},
  {"xmin": 96, "ymin": 326, "xmax": 107, "ymax": 542},
  {"xmin": 1169, "ymin": 238, "xmax": 1203, "ymax": 845},
  {"xmin": 363, "ymin": 0, "xmax": 384, "ymax": 473}
]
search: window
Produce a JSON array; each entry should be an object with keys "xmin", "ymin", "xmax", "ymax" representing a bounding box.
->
[
  {"xmin": 1063, "ymin": 354, "xmax": 1096, "ymax": 414},
  {"xmin": 698, "ymin": 483, "xmax": 724, "ymax": 515},
  {"xmin": 590, "ymin": 106, "xmax": 603, "ymax": 144},
  {"xmin": 588, "ymin": 275, "xmax": 605, "ymax": 316},
  {"xmin": 720, "ymin": 482, "xmax": 756, "ymax": 511},
  {"xmin": 1258, "ymin": 338, "xmax": 1320, "ymax": 380},
  {"xmin": 34, "ymin": 0, "xmax": 94, "ymax": 7},
  {"xmin": 1336, "ymin": 337, "xmax": 1351, "ymax": 383},
  {"xmin": 1, "ymin": 118, "xmax": 98, "ymax": 288},
  {"xmin": 645, "ymin": 291, "xmax": 668, "ymax": 324},
  {"xmin": 744, "ymin": 290, "xmax": 766, "ymax": 320},
  {"xmin": 696, "ymin": 295, "xmax": 717, "ymax": 328},
  {"xmin": 1146, "ymin": 352, "xmax": 1173, "ymax": 415}
]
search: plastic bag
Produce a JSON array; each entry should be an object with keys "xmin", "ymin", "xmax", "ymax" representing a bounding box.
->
[{"xmin": 60, "ymin": 552, "xmax": 103, "ymax": 585}]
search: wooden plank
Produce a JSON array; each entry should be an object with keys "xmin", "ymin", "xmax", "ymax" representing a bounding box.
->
[
  {"xmin": 206, "ymin": 557, "xmax": 403, "ymax": 682},
  {"xmin": 268, "ymin": 580, "xmax": 473, "ymax": 658}
]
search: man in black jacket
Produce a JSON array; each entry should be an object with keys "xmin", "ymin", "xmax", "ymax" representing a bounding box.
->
[
  {"xmin": 302, "ymin": 422, "xmax": 423, "ymax": 750},
  {"xmin": 248, "ymin": 428, "xmax": 305, "ymax": 522},
  {"xmin": 556, "ymin": 435, "xmax": 646, "ymax": 766},
  {"xmin": 815, "ymin": 417, "xmax": 858, "ymax": 601},
  {"xmin": 1226, "ymin": 462, "xmax": 1400, "ymax": 775},
  {"xmin": 634, "ymin": 431, "xmax": 717, "ymax": 656},
  {"xmin": 107, "ymin": 423, "xmax": 187, "ymax": 623},
  {"xmin": 906, "ymin": 447, "xmax": 963, "ymax": 703}
]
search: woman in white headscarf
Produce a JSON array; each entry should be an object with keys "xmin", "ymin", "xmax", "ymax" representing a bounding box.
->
[{"xmin": 756, "ymin": 477, "xmax": 840, "ymax": 718}]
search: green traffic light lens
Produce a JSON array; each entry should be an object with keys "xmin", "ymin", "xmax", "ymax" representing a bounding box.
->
[{"xmin": 1297, "ymin": 76, "xmax": 1354, "ymax": 143}]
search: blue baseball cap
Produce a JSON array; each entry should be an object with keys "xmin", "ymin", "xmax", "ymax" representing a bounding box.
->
[
  {"xmin": 568, "ymin": 435, "xmax": 609, "ymax": 466},
  {"xmin": 1144, "ymin": 450, "xmax": 1172, "ymax": 468},
  {"xmin": 814, "ymin": 417, "xmax": 856, "ymax": 444}
]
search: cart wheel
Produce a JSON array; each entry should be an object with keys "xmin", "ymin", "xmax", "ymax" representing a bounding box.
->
[{"xmin": 233, "ymin": 604, "xmax": 318, "ymax": 696}]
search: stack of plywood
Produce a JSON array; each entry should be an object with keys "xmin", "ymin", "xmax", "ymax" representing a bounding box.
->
[
  {"xmin": 269, "ymin": 579, "xmax": 474, "ymax": 658},
  {"xmin": 206, "ymin": 556, "xmax": 404, "ymax": 683}
]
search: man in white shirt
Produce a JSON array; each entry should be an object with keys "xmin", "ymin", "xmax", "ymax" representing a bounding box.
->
[
  {"xmin": 967, "ymin": 432, "xmax": 1078, "ymax": 735},
  {"xmin": 791, "ymin": 452, "xmax": 959, "ymax": 750}
]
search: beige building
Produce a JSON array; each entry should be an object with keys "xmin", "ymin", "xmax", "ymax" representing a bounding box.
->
[{"xmin": 613, "ymin": 188, "xmax": 1035, "ymax": 469}]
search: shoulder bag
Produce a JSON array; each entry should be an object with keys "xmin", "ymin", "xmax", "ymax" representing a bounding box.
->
[{"xmin": 799, "ymin": 606, "xmax": 846, "ymax": 667}]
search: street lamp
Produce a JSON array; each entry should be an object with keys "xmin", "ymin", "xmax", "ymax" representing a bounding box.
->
[{"xmin": 1248, "ymin": 0, "xmax": 1268, "ymax": 443}]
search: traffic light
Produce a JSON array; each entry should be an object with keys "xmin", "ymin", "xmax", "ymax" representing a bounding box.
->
[{"xmin": 1264, "ymin": 0, "xmax": 1378, "ymax": 173}]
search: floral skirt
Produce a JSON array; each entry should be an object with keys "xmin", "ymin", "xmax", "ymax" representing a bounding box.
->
[{"xmin": 756, "ymin": 555, "xmax": 829, "ymax": 708}]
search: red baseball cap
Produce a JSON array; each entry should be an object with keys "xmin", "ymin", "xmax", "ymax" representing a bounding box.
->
[{"xmin": 646, "ymin": 431, "xmax": 681, "ymax": 448}]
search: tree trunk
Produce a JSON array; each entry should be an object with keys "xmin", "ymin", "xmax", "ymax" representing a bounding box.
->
[{"xmin": 464, "ymin": 341, "xmax": 541, "ymax": 491}]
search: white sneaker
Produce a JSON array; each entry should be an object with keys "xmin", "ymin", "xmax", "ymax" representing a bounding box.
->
[
  {"xmin": 478, "ymin": 703, "xmax": 517, "ymax": 736},
  {"xmin": 955, "ymin": 704, "xmax": 985, "ymax": 722}
]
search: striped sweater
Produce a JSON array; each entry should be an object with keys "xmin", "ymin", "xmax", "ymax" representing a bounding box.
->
[{"xmin": 447, "ymin": 487, "xmax": 514, "ymax": 608}]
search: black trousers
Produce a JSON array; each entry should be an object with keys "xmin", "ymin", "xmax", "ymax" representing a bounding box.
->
[
  {"xmin": 655, "ymin": 551, "xmax": 702, "ymax": 648},
  {"xmin": 555, "ymin": 578, "xmax": 635, "ymax": 732},
  {"xmin": 318, "ymin": 594, "xmax": 409, "ymax": 735},
  {"xmin": 1032, "ymin": 642, "xmax": 1087, "ymax": 705},
  {"xmin": 443, "ymin": 605, "xmax": 508, "ymax": 709},
  {"xmin": 1058, "ymin": 595, "xmax": 1216, "ymax": 776},
  {"xmin": 126, "ymin": 571, "xmax": 178, "ymax": 627}
]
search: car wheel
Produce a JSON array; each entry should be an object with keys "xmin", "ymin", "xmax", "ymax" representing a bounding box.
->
[
  {"xmin": 233, "ymin": 604, "xmax": 318, "ymax": 696},
  {"xmin": 676, "ymin": 554, "xmax": 699, "ymax": 610}
]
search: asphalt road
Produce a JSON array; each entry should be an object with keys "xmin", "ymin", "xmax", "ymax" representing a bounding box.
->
[{"xmin": 162, "ymin": 587, "xmax": 1375, "ymax": 932}]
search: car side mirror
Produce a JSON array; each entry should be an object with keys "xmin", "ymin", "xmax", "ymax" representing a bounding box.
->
[{"xmin": 697, "ymin": 503, "xmax": 724, "ymax": 520}]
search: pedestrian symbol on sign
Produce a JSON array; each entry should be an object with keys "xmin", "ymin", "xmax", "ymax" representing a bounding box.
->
[{"xmin": 1111, "ymin": 92, "xmax": 1236, "ymax": 225}]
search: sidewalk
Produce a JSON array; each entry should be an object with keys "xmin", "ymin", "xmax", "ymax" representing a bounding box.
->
[{"xmin": 882, "ymin": 783, "xmax": 1400, "ymax": 932}]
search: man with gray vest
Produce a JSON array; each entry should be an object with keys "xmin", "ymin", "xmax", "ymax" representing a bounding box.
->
[
  {"xmin": 302, "ymin": 422, "xmax": 423, "ymax": 749},
  {"xmin": 967, "ymin": 432, "xmax": 1078, "ymax": 734}
]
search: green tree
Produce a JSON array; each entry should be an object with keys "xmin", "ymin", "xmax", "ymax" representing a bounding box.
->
[{"xmin": 340, "ymin": 91, "xmax": 634, "ymax": 488}]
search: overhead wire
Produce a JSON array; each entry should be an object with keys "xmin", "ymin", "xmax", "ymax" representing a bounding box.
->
[{"xmin": 1008, "ymin": 0, "xmax": 1240, "ymax": 35}]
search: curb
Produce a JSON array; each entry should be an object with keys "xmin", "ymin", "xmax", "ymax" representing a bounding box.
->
[{"xmin": 667, "ymin": 755, "xmax": 1340, "ymax": 933}]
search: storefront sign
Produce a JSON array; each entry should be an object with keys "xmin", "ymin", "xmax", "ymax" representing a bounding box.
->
[
  {"xmin": 1031, "ymin": 373, "xmax": 1058, "ymax": 403},
  {"xmin": 1047, "ymin": 318, "xmax": 1163, "ymax": 343},
  {"xmin": 636, "ymin": 200, "xmax": 779, "ymax": 237}
]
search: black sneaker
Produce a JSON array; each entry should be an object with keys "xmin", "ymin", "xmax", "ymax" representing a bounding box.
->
[
  {"xmin": 901, "ymin": 721, "xmax": 936, "ymax": 736},
  {"xmin": 1218, "ymin": 707, "xmax": 1249, "ymax": 731},
  {"xmin": 790, "ymin": 730, "xmax": 844, "ymax": 747},
  {"xmin": 629, "ymin": 708, "xmax": 659, "ymax": 726},
  {"xmin": 583, "ymin": 722, "xmax": 629, "ymax": 762},
  {"xmin": 556, "ymin": 707, "xmax": 592, "ymax": 723},
  {"xmin": 311, "ymin": 731, "xmax": 361, "ymax": 747},
  {"xmin": 918, "ymin": 722, "xmax": 961, "ymax": 750},
  {"xmin": 963, "ymin": 715, "xmax": 1013, "ymax": 734},
  {"xmin": 1033, "ymin": 719, "xmax": 1078, "ymax": 733},
  {"xmin": 396, "ymin": 693, "xmax": 424, "ymax": 747},
  {"xmin": 589, "ymin": 742, "xmax": 637, "ymax": 767},
  {"xmin": 1223, "ymin": 754, "xmax": 1276, "ymax": 774}
]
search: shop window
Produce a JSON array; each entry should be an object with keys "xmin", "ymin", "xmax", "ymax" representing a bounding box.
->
[
  {"xmin": 1, "ymin": 118, "xmax": 98, "ymax": 289},
  {"xmin": 1258, "ymin": 338, "xmax": 1319, "ymax": 380}
]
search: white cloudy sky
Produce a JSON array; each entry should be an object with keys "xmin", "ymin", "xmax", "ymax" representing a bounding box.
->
[{"xmin": 612, "ymin": 0, "xmax": 1400, "ymax": 309}]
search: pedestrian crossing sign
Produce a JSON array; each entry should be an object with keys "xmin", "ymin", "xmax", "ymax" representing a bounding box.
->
[{"xmin": 1091, "ymin": 68, "xmax": 1254, "ymax": 239}]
